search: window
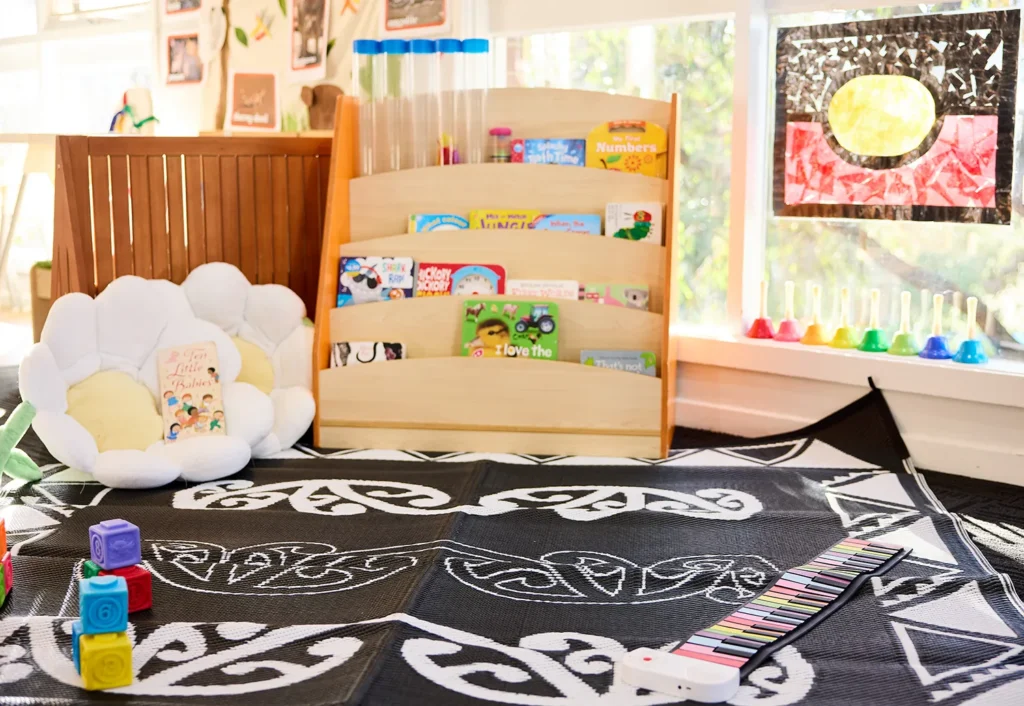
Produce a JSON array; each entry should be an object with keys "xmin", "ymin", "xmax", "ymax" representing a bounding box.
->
[
  {"xmin": 496, "ymin": 19, "xmax": 736, "ymax": 328},
  {"xmin": 0, "ymin": 0, "xmax": 38, "ymax": 39},
  {"xmin": 766, "ymin": 1, "xmax": 1024, "ymax": 359},
  {"xmin": 50, "ymin": 0, "xmax": 147, "ymax": 17}
]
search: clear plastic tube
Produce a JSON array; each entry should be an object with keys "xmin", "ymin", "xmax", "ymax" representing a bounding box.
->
[
  {"xmin": 461, "ymin": 38, "xmax": 490, "ymax": 165},
  {"xmin": 379, "ymin": 39, "xmax": 409, "ymax": 173},
  {"xmin": 437, "ymin": 39, "xmax": 462, "ymax": 165},
  {"xmin": 352, "ymin": 40, "xmax": 380, "ymax": 177},
  {"xmin": 409, "ymin": 39, "xmax": 439, "ymax": 169}
]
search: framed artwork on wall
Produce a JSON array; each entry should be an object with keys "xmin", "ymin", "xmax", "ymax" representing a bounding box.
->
[
  {"xmin": 166, "ymin": 0, "xmax": 201, "ymax": 15},
  {"xmin": 167, "ymin": 33, "xmax": 203, "ymax": 84},
  {"xmin": 773, "ymin": 10, "xmax": 1019, "ymax": 225},
  {"xmin": 227, "ymin": 71, "xmax": 280, "ymax": 132},
  {"xmin": 290, "ymin": 0, "xmax": 330, "ymax": 82},
  {"xmin": 382, "ymin": 0, "xmax": 449, "ymax": 36}
]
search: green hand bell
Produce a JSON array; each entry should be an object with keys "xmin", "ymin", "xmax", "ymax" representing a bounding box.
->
[{"xmin": 0, "ymin": 401, "xmax": 42, "ymax": 481}]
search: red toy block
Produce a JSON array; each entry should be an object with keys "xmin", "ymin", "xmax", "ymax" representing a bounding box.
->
[
  {"xmin": 2, "ymin": 551, "xmax": 11, "ymax": 594},
  {"xmin": 0, "ymin": 517, "xmax": 6, "ymax": 554},
  {"xmin": 100, "ymin": 565, "xmax": 151, "ymax": 613}
]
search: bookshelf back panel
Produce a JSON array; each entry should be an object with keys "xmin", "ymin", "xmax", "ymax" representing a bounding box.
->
[
  {"xmin": 349, "ymin": 164, "xmax": 667, "ymax": 241},
  {"xmin": 338, "ymin": 230, "xmax": 666, "ymax": 312},
  {"xmin": 330, "ymin": 295, "xmax": 663, "ymax": 366},
  {"xmin": 319, "ymin": 357, "xmax": 662, "ymax": 435}
]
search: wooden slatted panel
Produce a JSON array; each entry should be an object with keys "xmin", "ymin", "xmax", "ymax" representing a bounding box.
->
[
  {"xmin": 237, "ymin": 155, "xmax": 257, "ymax": 281},
  {"xmin": 108, "ymin": 155, "xmax": 133, "ymax": 278},
  {"xmin": 254, "ymin": 156, "xmax": 274, "ymax": 284},
  {"xmin": 201, "ymin": 156, "xmax": 222, "ymax": 263},
  {"xmin": 89, "ymin": 155, "xmax": 114, "ymax": 291},
  {"xmin": 184, "ymin": 155, "xmax": 206, "ymax": 271},
  {"xmin": 128, "ymin": 156, "xmax": 153, "ymax": 278},
  {"xmin": 219, "ymin": 156, "xmax": 240, "ymax": 266},
  {"xmin": 286, "ymin": 156, "xmax": 307, "ymax": 305},
  {"xmin": 68, "ymin": 137, "xmax": 93, "ymax": 294},
  {"xmin": 87, "ymin": 136, "xmax": 332, "ymax": 156},
  {"xmin": 271, "ymin": 155, "xmax": 289, "ymax": 286},
  {"xmin": 148, "ymin": 156, "xmax": 170, "ymax": 280},
  {"xmin": 302, "ymin": 156, "xmax": 321, "ymax": 315},
  {"xmin": 166, "ymin": 155, "xmax": 187, "ymax": 283}
]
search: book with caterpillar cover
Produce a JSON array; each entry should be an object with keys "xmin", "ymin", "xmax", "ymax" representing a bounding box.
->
[
  {"xmin": 461, "ymin": 300, "xmax": 559, "ymax": 360},
  {"xmin": 157, "ymin": 341, "xmax": 226, "ymax": 442}
]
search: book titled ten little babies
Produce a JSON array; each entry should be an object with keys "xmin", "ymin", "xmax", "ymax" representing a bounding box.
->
[{"xmin": 157, "ymin": 341, "xmax": 226, "ymax": 443}]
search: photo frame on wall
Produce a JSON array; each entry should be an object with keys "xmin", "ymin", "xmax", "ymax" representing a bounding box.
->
[
  {"xmin": 227, "ymin": 71, "xmax": 280, "ymax": 133},
  {"xmin": 166, "ymin": 0, "xmax": 201, "ymax": 14},
  {"xmin": 382, "ymin": 0, "xmax": 449, "ymax": 36},
  {"xmin": 289, "ymin": 0, "xmax": 330, "ymax": 82},
  {"xmin": 773, "ymin": 9, "xmax": 1019, "ymax": 225},
  {"xmin": 167, "ymin": 33, "xmax": 203, "ymax": 85}
]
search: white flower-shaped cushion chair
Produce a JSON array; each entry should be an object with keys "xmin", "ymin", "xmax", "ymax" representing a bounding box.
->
[
  {"xmin": 18, "ymin": 276, "xmax": 274, "ymax": 489},
  {"xmin": 182, "ymin": 263, "xmax": 315, "ymax": 457}
]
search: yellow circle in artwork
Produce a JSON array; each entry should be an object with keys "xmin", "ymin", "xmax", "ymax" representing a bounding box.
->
[
  {"xmin": 828, "ymin": 75, "xmax": 936, "ymax": 157},
  {"xmin": 67, "ymin": 370, "xmax": 163, "ymax": 452}
]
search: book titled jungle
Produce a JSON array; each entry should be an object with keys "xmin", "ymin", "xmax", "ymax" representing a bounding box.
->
[
  {"xmin": 157, "ymin": 341, "xmax": 225, "ymax": 443},
  {"xmin": 462, "ymin": 300, "xmax": 559, "ymax": 360}
]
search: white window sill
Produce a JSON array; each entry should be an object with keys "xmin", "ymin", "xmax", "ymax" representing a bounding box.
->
[{"xmin": 672, "ymin": 327, "xmax": 1024, "ymax": 410}]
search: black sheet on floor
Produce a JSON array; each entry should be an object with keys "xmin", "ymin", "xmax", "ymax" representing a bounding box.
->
[{"xmin": 3, "ymin": 373, "xmax": 1024, "ymax": 705}]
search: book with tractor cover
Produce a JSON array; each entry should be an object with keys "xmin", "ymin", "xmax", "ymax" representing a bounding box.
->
[{"xmin": 461, "ymin": 300, "xmax": 559, "ymax": 361}]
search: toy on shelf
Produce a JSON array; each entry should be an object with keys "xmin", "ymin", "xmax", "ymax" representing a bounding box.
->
[
  {"xmin": 800, "ymin": 284, "xmax": 829, "ymax": 345},
  {"xmin": 109, "ymin": 89, "xmax": 158, "ymax": 135},
  {"xmin": 859, "ymin": 289, "xmax": 889, "ymax": 353},
  {"xmin": 489, "ymin": 127, "xmax": 512, "ymax": 163},
  {"xmin": 953, "ymin": 296, "xmax": 988, "ymax": 364},
  {"xmin": 746, "ymin": 280, "xmax": 774, "ymax": 339},
  {"xmin": 0, "ymin": 401, "xmax": 42, "ymax": 481},
  {"xmin": 830, "ymin": 287, "xmax": 860, "ymax": 349},
  {"xmin": 889, "ymin": 291, "xmax": 920, "ymax": 356},
  {"xmin": 773, "ymin": 280, "xmax": 802, "ymax": 342},
  {"xmin": 920, "ymin": 293, "xmax": 953, "ymax": 360}
]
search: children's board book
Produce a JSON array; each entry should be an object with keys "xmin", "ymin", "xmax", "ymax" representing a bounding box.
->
[
  {"xmin": 469, "ymin": 210, "xmax": 600, "ymax": 233},
  {"xmin": 408, "ymin": 214, "xmax": 470, "ymax": 232},
  {"xmin": 531, "ymin": 214, "xmax": 602, "ymax": 234},
  {"xmin": 337, "ymin": 257, "xmax": 415, "ymax": 306},
  {"xmin": 586, "ymin": 121, "xmax": 668, "ymax": 178},
  {"xmin": 581, "ymin": 350, "xmax": 657, "ymax": 377},
  {"xmin": 157, "ymin": 342, "xmax": 226, "ymax": 443},
  {"xmin": 509, "ymin": 139, "xmax": 586, "ymax": 166},
  {"xmin": 579, "ymin": 284, "xmax": 650, "ymax": 310},
  {"xmin": 331, "ymin": 342, "xmax": 406, "ymax": 367},
  {"xmin": 506, "ymin": 279, "xmax": 579, "ymax": 300},
  {"xmin": 605, "ymin": 203, "xmax": 664, "ymax": 245},
  {"xmin": 462, "ymin": 300, "xmax": 559, "ymax": 360},
  {"xmin": 469, "ymin": 210, "xmax": 538, "ymax": 229},
  {"xmin": 415, "ymin": 263, "xmax": 506, "ymax": 297}
]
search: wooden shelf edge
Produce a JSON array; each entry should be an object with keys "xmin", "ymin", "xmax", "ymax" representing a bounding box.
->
[{"xmin": 351, "ymin": 162, "xmax": 670, "ymax": 187}]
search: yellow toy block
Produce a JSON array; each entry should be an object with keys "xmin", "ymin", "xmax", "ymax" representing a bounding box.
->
[{"xmin": 79, "ymin": 632, "xmax": 133, "ymax": 691}]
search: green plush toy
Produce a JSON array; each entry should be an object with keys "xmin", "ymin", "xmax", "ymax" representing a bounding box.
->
[{"xmin": 0, "ymin": 402, "xmax": 42, "ymax": 482}]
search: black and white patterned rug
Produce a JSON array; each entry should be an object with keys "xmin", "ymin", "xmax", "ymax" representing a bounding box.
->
[{"xmin": 2, "ymin": 369, "xmax": 1024, "ymax": 704}]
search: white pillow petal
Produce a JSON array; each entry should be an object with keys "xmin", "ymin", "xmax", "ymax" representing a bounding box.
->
[
  {"xmin": 150, "ymin": 278, "xmax": 195, "ymax": 321},
  {"xmin": 253, "ymin": 386, "xmax": 315, "ymax": 458},
  {"xmin": 273, "ymin": 325, "xmax": 313, "ymax": 391},
  {"xmin": 19, "ymin": 344, "xmax": 68, "ymax": 413},
  {"xmin": 240, "ymin": 284, "xmax": 307, "ymax": 354},
  {"xmin": 148, "ymin": 436, "xmax": 252, "ymax": 483},
  {"xmin": 32, "ymin": 410, "xmax": 99, "ymax": 472},
  {"xmin": 92, "ymin": 449, "xmax": 182, "ymax": 489},
  {"xmin": 182, "ymin": 263, "xmax": 251, "ymax": 335},
  {"xmin": 95, "ymin": 277, "xmax": 171, "ymax": 373},
  {"xmin": 40, "ymin": 292, "xmax": 100, "ymax": 387},
  {"xmin": 222, "ymin": 381, "xmax": 274, "ymax": 447}
]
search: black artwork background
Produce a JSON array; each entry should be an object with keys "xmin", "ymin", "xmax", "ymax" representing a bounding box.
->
[{"xmin": 773, "ymin": 9, "xmax": 1020, "ymax": 224}]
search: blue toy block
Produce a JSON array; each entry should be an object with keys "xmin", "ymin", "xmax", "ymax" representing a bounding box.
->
[
  {"xmin": 79, "ymin": 575, "xmax": 128, "ymax": 635},
  {"xmin": 89, "ymin": 519, "xmax": 141, "ymax": 570},
  {"xmin": 72, "ymin": 619, "xmax": 83, "ymax": 673}
]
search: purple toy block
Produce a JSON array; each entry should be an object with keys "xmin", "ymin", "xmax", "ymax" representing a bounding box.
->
[{"xmin": 89, "ymin": 519, "xmax": 141, "ymax": 570}]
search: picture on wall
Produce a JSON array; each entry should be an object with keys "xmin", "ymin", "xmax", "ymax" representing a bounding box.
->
[
  {"xmin": 166, "ymin": 0, "xmax": 200, "ymax": 14},
  {"xmin": 383, "ymin": 0, "xmax": 449, "ymax": 35},
  {"xmin": 167, "ymin": 33, "xmax": 203, "ymax": 84},
  {"xmin": 773, "ymin": 10, "xmax": 1019, "ymax": 225},
  {"xmin": 228, "ymin": 71, "xmax": 280, "ymax": 132},
  {"xmin": 290, "ymin": 0, "xmax": 329, "ymax": 81}
]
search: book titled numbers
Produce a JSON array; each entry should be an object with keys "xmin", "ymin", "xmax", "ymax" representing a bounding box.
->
[{"xmin": 157, "ymin": 342, "xmax": 226, "ymax": 443}]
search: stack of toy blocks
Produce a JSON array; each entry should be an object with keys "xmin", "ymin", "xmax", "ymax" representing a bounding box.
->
[
  {"xmin": 0, "ymin": 518, "xmax": 11, "ymax": 607},
  {"xmin": 72, "ymin": 519, "xmax": 145, "ymax": 690},
  {"xmin": 82, "ymin": 519, "xmax": 152, "ymax": 613}
]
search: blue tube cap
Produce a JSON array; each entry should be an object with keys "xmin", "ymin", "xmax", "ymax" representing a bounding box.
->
[
  {"xmin": 381, "ymin": 39, "xmax": 410, "ymax": 54},
  {"xmin": 462, "ymin": 38, "xmax": 490, "ymax": 54},
  {"xmin": 437, "ymin": 39, "xmax": 462, "ymax": 53},
  {"xmin": 353, "ymin": 39, "xmax": 380, "ymax": 55},
  {"xmin": 410, "ymin": 39, "xmax": 437, "ymax": 54}
]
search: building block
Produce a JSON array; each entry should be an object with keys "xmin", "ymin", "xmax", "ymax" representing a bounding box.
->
[
  {"xmin": 83, "ymin": 560, "xmax": 102, "ymax": 579},
  {"xmin": 89, "ymin": 519, "xmax": 141, "ymax": 570},
  {"xmin": 79, "ymin": 631, "xmax": 133, "ymax": 690},
  {"xmin": 79, "ymin": 575, "xmax": 128, "ymax": 635},
  {"xmin": 72, "ymin": 619, "xmax": 84, "ymax": 673},
  {"xmin": 100, "ymin": 565, "xmax": 152, "ymax": 613},
  {"xmin": 2, "ymin": 551, "xmax": 11, "ymax": 594},
  {"xmin": 0, "ymin": 517, "xmax": 6, "ymax": 553},
  {"xmin": 0, "ymin": 564, "xmax": 5, "ymax": 609}
]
